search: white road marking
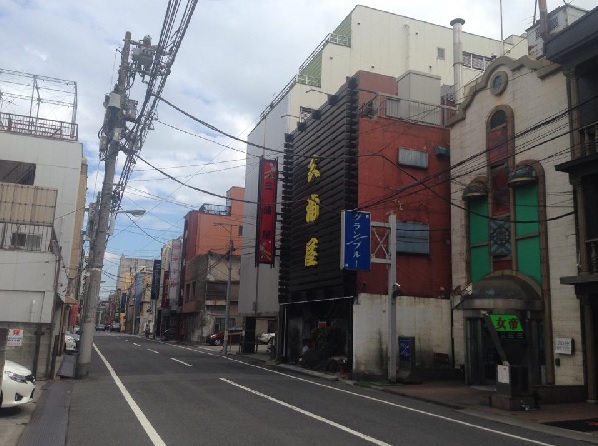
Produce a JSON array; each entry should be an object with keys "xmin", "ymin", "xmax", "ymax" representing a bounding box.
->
[
  {"xmin": 196, "ymin": 348, "xmax": 555, "ymax": 446},
  {"xmin": 133, "ymin": 343, "xmax": 140, "ymax": 347},
  {"xmin": 171, "ymin": 358, "xmax": 192, "ymax": 367},
  {"xmin": 93, "ymin": 344, "xmax": 166, "ymax": 446},
  {"xmin": 147, "ymin": 349, "xmax": 159, "ymax": 354},
  {"xmin": 221, "ymin": 378, "xmax": 391, "ymax": 446}
]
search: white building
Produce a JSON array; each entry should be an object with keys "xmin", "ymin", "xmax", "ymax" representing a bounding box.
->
[
  {"xmin": 240, "ymin": 5, "xmax": 528, "ymax": 336},
  {"xmin": 0, "ymin": 111, "xmax": 85, "ymax": 378}
]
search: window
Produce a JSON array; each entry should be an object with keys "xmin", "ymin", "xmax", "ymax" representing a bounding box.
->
[
  {"xmin": 437, "ymin": 47, "xmax": 445, "ymax": 60},
  {"xmin": 465, "ymin": 106, "xmax": 544, "ymax": 285},
  {"xmin": 396, "ymin": 221, "xmax": 430, "ymax": 254},
  {"xmin": 462, "ymin": 51, "xmax": 494, "ymax": 71},
  {"xmin": 10, "ymin": 232, "xmax": 41, "ymax": 251},
  {"xmin": 238, "ymin": 225, "xmax": 243, "ymax": 236},
  {"xmin": 398, "ymin": 147, "xmax": 428, "ymax": 169},
  {"xmin": 0, "ymin": 160, "xmax": 36, "ymax": 185},
  {"xmin": 206, "ymin": 282, "xmax": 227, "ymax": 299}
]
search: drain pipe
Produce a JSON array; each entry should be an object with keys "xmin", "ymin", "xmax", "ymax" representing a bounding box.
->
[{"xmin": 450, "ymin": 18, "xmax": 465, "ymax": 105}]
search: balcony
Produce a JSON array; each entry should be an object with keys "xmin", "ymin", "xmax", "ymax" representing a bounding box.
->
[{"xmin": 0, "ymin": 112, "xmax": 78, "ymax": 142}]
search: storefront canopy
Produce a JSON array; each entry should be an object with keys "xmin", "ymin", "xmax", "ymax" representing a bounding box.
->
[{"xmin": 457, "ymin": 274, "xmax": 543, "ymax": 311}]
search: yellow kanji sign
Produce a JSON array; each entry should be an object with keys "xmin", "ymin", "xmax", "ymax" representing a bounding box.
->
[
  {"xmin": 305, "ymin": 194, "xmax": 320, "ymax": 223},
  {"xmin": 305, "ymin": 237, "xmax": 318, "ymax": 267},
  {"xmin": 307, "ymin": 157, "xmax": 320, "ymax": 183}
]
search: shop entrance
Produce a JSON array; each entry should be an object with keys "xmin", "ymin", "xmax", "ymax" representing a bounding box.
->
[{"xmin": 466, "ymin": 317, "xmax": 500, "ymax": 385}]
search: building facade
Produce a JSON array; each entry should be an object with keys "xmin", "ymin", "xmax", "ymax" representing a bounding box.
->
[
  {"xmin": 279, "ymin": 70, "xmax": 454, "ymax": 375},
  {"xmin": 240, "ymin": 5, "xmax": 528, "ymax": 344},
  {"xmin": 0, "ymin": 109, "xmax": 85, "ymax": 378},
  {"xmin": 179, "ymin": 186, "xmax": 244, "ymax": 342},
  {"xmin": 448, "ymin": 53, "xmax": 582, "ymax": 401},
  {"xmin": 546, "ymin": 6, "xmax": 598, "ymax": 402}
]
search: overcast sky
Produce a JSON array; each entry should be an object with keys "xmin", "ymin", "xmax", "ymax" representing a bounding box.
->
[{"xmin": 1, "ymin": 0, "xmax": 596, "ymax": 297}]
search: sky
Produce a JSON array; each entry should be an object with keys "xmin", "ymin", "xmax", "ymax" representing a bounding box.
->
[{"xmin": 0, "ymin": 0, "xmax": 596, "ymax": 297}]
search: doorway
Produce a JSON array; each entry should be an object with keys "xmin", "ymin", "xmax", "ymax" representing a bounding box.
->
[{"xmin": 466, "ymin": 318, "xmax": 500, "ymax": 385}]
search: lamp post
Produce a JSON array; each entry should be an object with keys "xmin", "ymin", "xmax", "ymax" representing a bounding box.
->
[{"xmin": 108, "ymin": 209, "xmax": 146, "ymax": 235}]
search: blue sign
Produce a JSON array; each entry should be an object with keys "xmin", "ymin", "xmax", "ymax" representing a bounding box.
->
[
  {"xmin": 399, "ymin": 336, "xmax": 412, "ymax": 361},
  {"xmin": 120, "ymin": 293, "xmax": 127, "ymax": 311},
  {"xmin": 341, "ymin": 210, "xmax": 371, "ymax": 271}
]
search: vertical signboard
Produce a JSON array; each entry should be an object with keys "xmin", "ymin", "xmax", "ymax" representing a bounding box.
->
[
  {"xmin": 168, "ymin": 238, "xmax": 182, "ymax": 310},
  {"xmin": 135, "ymin": 272, "xmax": 142, "ymax": 307},
  {"xmin": 151, "ymin": 259, "xmax": 161, "ymax": 300},
  {"xmin": 256, "ymin": 158, "xmax": 278, "ymax": 265},
  {"xmin": 120, "ymin": 293, "xmax": 127, "ymax": 311},
  {"xmin": 161, "ymin": 271, "xmax": 170, "ymax": 309},
  {"xmin": 340, "ymin": 210, "xmax": 371, "ymax": 271}
]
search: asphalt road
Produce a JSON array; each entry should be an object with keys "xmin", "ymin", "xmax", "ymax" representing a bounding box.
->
[{"xmin": 65, "ymin": 333, "xmax": 585, "ymax": 446}]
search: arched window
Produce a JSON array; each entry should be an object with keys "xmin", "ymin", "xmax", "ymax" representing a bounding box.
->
[{"xmin": 463, "ymin": 106, "xmax": 544, "ymax": 286}]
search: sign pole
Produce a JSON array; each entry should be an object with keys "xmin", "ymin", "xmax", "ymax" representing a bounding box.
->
[{"xmin": 387, "ymin": 213, "xmax": 397, "ymax": 381}]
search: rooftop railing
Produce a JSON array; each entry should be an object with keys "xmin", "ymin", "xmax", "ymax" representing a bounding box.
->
[
  {"xmin": 0, "ymin": 112, "xmax": 78, "ymax": 142},
  {"xmin": 360, "ymin": 94, "xmax": 457, "ymax": 127}
]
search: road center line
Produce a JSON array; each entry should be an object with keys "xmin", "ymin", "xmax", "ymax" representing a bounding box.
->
[
  {"xmin": 147, "ymin": 349, "xmax": 159, "ymax": 354},
  {"xmin": 221, "ymin": 378, "xmax": 391, "ymax": 446},
  {"xmin": 93, "ymin": 344, "xmax": 166, "ymax": 446},
  {"xmin": 171, "ymin": 358, "xmax": 192, "ymax": 367}
]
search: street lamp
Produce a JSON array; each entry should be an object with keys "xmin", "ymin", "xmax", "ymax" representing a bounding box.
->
[{"xmin": 108, "ymin": 209, "xmax": 146, "ymax": 235}]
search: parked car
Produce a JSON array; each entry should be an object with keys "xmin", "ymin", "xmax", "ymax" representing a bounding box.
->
[
  {"xmin": 96, "ymin": 323, "xmax": 105, "ymax": 331},
  {"xmin": 64, "ymin": 332, "xmax": 78, "ymax": 353},
  {"xmin": 110, "ymin": 322, "xmax": 121, "ymax": 332},
  {"xmin": 206, "ymin": 328, "xmax": 243, "ymax": 346},
  {"xmin": 257, "ymin": 332, "xmax": 276, "ymax": 345},
  {"xmin": 1, "ymin": 360, "xmax": 36, "ymax": 408}
]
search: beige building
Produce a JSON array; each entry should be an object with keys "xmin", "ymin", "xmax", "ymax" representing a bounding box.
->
[{"xmin": 448, "ymin": 54, "xmax": 581, "ymax": 401}]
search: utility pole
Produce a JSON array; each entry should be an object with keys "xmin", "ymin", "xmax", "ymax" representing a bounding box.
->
[
  {"xmin": 77, "ymin": 31, "xmax": 131, "ymax": 378},
  {"xmin": 222, "ymin": 238, "xmax": 234, "ymax": 356},
  {"xmin": 215, "ymin": 223, "xmax": 238, "ymax": 356}
]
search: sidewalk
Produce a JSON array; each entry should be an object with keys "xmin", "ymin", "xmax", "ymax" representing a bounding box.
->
[{"xmin": 6, "ymin": 346, "xmax": 598, "ymax": 445}]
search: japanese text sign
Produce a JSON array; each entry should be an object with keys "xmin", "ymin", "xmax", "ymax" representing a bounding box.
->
[{"xmin": 340, "ymin": 210, "xmax": 371, "ymax": 271}]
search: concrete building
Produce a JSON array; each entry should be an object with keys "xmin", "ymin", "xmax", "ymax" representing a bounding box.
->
[
  {"xmin": 447, "ymin": 50, "xmax": 581, "ymax": 403},
  {"xmin": 0, "ymin": 108, "xmax": 85, "ymax": 378},
  {"xmin": 240, "ymin": 5, "xmax": 528, "ymax": 346},
  {"xmin": 179, "ymin": 186, "xmax": 244, "ymax": 342},
  {"xmin": 116, "ymin": 255, "xmax": 153, "ymax": 333},
  {"xmin": 278, "ymin": 69, "xmax": 454, "ymax": 375},
  {"xmin": 546, "ymin": 6, "xmax": 598, "ymax": 402}
]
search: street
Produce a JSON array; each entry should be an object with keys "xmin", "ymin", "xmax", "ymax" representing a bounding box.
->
[{"xmin": 61, "ymin": 333, "xmax": 582, "ymax": 446}]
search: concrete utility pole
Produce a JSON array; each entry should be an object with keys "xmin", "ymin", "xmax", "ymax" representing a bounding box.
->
[
  {"xmin": 222, "ymin": 238, "xmax": 234, "ymax": 356},
  {"xmin": 77, "ymin": 31, "xmax": 131, "ymax": 378}
]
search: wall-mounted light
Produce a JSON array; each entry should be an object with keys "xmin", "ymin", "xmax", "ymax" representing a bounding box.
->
[
  {"xmin": 508, "ymin": 164, "xmax": 537, "ymax": 186},
  {"xmin": 462, "ymin": 178, "xmax": 488, "ymax": 200}
]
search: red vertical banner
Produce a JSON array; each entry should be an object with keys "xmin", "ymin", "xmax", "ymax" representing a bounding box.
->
[{"xmin": 256, "ymin": 158, "xmax": 278, "ymax": 264}]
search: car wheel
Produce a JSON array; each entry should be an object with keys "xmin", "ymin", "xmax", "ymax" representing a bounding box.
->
[{"xmin": 214, "ymin": 339, "xmax": 222, "ymax": 346}]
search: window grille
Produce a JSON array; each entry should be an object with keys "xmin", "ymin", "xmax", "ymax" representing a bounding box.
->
[{"xmin": 462, "ymin": 51, "xmax": 493, "ymax": 71}]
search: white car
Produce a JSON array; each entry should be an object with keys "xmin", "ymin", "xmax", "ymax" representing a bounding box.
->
[
  {"xmin": 65, "ymin": 333, "xmax": 77, "ymax": 353},
  {"xmin": 1, "ymin": 360, "xmax": 36, "ymax": 408}
]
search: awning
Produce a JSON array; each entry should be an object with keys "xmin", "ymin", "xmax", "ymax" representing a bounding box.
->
[{"xmin": 457, "ymin": 274, "xmax": 543, "ymax": 311}]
